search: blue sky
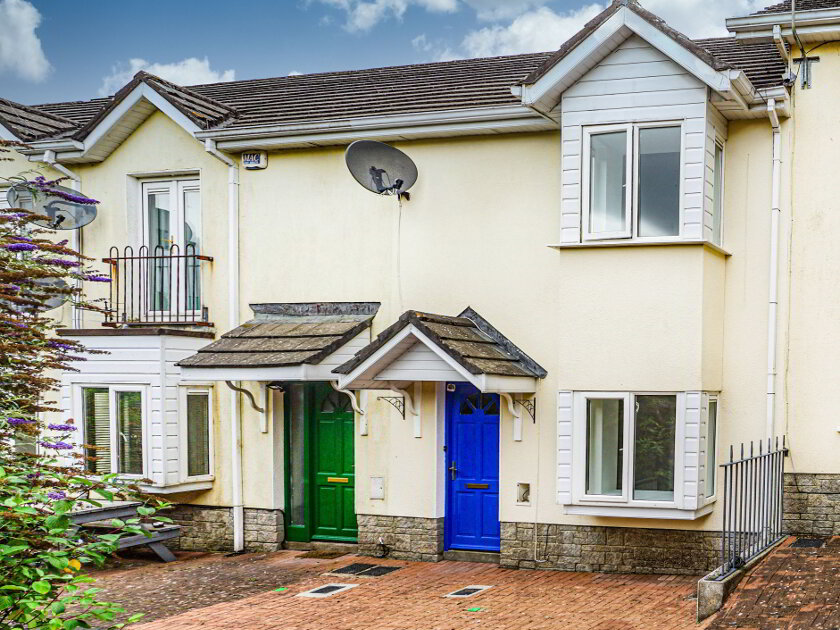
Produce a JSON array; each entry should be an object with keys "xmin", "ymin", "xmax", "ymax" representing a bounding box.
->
[{"xmin": 0, "ymin": 0, "xmax": 765, "ymax": 106}]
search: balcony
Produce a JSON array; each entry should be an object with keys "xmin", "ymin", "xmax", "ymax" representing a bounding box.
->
[{"xmin": 103, "ymin": 245, "xmax": 213, "ymax": 327}]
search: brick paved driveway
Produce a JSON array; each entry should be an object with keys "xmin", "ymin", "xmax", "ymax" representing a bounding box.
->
[
  {"xmin": 100, "ymin": 551, "xmax": 701, "ymax": 630},
  {"xmin": 707, "ymin": 536, "xmax": 840, "ymax": 630}
]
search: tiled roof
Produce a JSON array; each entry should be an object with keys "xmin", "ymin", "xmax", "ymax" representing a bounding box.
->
[
  {"xmin": 753, "ymin": 0, "xmax": 840, "ymax": 15},
  {"xmin": 333, "ymin": 308, "xmax": 546, "ymax": 379},
  {"xmin": 187, "ymin": 53, "xmax": 551, "ymax": 131},
  {"xmin": 2, "ymin": 3, "xmax": 789, "ymax": 144},
  {"xmin": 0, "ymin": 98, "xmax": 78, "ymax": 141},
  {"xmin": 177, "ymin": 302, "xmax": 379, "ymax": 369},
  {"xmin": 694, "ymin": 38, "xmax": 788, "ymax": 90}
]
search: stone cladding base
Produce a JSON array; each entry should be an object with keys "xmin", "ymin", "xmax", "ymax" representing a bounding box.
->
[
  {"xmin": 357, "ymin": 514, "xmax": 444, "ymax": 562},
  {"xmin": 166, "ymin": 505, "xmax": 285, "ymax": 553},
  {"xmin": 783, "ymin": 473, "xmax": 840, "ymax": 536}
]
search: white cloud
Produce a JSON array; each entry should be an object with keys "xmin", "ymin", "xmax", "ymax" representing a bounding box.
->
[
  {"xmin": 459, "ymin": 0, "xmax": 770, "ymax": 59},
  {"xmin": 461, "ymin": 0, "xmax": 549, "ymax": 22},
  {"xmin": 99, "ymin": 57, "xmax": 235, "ymax": 96},
  {"xmin": 643, "ymin": 0, "xmax": 766, "ymax": 38},
  {"xmin": 412, "ymin": 33, "xmax": 459, "ymax": 61},
  {"xmin": 0, "ymin": 0, "xmax": 50, "ymax": 82},
  {"xmin": 462, "ymin": 4, "xmax": 603, "ymax": 57},
  {"xmin": 288, "ymin": 70, "xmax": 303, "ymax": 76},
  {"xmin": 316, "ymin": 0, "xmax": 457, "ymax": 32}
]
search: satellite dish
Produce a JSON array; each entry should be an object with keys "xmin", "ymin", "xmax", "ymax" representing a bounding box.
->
[
  {"xmin": 7, "ymin": 183, "xmax": 98, "ymax": 230},
  {"xmin": 3, "ymin": 277, "xmax": 70, "ymax": 314},
  {"xmin": 345, "ymin": 141, "xmax": 417, "ymax": 199},
  {"xmin": 33, "ymin": 277, "xmax": 71, "ymax": 313}
]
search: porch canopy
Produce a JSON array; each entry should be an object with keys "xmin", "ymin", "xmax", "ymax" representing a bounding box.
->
[
  {"xmin": 177, "ymin": 302, "xmax": 380, "ymax": 382},
  {"xmin": 333, "ymin": 307, "xmax": 546, "ymax": 394}
]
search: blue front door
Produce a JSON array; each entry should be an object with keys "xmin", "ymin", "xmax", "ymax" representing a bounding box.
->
[{"xmin": 445, "ymin": 383, "xmax": 501, "ymax": 552}]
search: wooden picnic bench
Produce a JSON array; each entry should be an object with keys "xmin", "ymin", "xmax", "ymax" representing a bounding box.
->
[{"xmin": 69, "ymin": 501, "xmax": 180, "ymax": 562}]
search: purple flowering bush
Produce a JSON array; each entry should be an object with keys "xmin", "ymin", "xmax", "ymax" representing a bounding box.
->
[{"xmin": 1, "ymin": 141, "xmax": 167, "ymax": 629}]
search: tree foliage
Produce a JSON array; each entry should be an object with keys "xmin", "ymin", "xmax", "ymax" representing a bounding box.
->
[{"xmin": 1, "ymin": 140, "xmax": 166, "ymax": 629}]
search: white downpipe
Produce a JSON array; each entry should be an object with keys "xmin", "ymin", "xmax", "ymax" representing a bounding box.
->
[
  {"xmin": 205, "ymin": 140, "xmax": 244, "ymax": 551},
  {"xmin": 766, "ymin": 100, "xmax": 782, "ymax": 440},
  {"xmin": 42, "ymin": 150, "xmax": 83, "ymax": 328}
]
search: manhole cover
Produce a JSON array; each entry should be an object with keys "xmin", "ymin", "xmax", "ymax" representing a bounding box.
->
[
  {"xmin": 444, "ymin": 585, "xmax": 492, "ymax": 598},
  {"xmin": 298, "ymin": 583, "xmax": 358, "ymax": 598},
  {"xmin": 791, "ymin": 538, "xmax": 826, "ymax": 548}
]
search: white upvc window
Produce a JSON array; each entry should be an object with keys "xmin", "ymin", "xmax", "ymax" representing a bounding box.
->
[
  {"xmin": 583, "ymin": 122, "xmax": 684, "ymax": 242},
  {"xmin": 179, "ymin": 387, "xmax": 213, "ymax": 481},
  {"xmin": 573, "ymin": 391, "xmax": 684, "ymax": 508},
  {"xmin": 704, "ymin": 395, "xmax": 719, "ymax": 504},
  {"xmin": 80, "ymin": 385, "xmax": 147, "ymax": 478},
  {"xmin": 711, "ymin": 142, "xmax": 724, "ymax": 246}
]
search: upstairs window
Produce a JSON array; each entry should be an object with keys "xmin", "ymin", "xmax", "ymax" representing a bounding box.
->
[{"xmin": 583, "ymin": 123, "xmax": 682, "ymax": 241}]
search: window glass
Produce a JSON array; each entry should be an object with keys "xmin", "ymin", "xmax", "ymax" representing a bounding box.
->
[
  {"xmin": 707, "ymin": 400, "xmax": 718, "ymax": 497},
  {"xmin": 288, "ymin": 383, "xmax": 306, "ymax": 526},
  {"xmin": 585, "ymin": 398, "xmax": 623, "ymax": 496},
  {"xmin": 713, "ymin": 144, "xmax": 723, "ymax": 245},
  {"xmin": 186, "ymin": 392, "xmax": 210, "ymax": 476},
  {"xmin": 116, "ymin": 391, "xmax": 143, "ymax": 475},
  {"xmin": 637, "ymin": 127, "xmax": 681, "ymax": 237},
  {"xmin": 633, "ymin": 395, "xmax": 676, "ymax": 501},
  {"xmin": 83, "ymin": 387, "xmax": 110, "ymax": 474},
  {"xmin": 589, "ymin": 131, "xmax": 627, "ymax": 235},
  {"xmin": 183, "ymin": 187, "xmax": 201, "ymax": 311}
]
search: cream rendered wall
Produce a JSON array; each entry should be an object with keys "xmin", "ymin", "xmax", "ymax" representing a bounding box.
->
[{"xmin": 784, "ymin": 42, "xmax": 840, "ymax": 473}]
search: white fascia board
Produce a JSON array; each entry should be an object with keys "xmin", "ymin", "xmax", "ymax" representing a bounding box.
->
[
  {"xmin": 479, "ymin": 374, "xmax": 538, "ymax": 394},
  {"xmin": 336, "ymin": 324, "xmax": 478, "ymax": 390},
  {"xmin": 727, "ymin": 8, "xmax": 840, "ymax": 34},
  {"xmin": 178, "ymin": 365, "xmax": 306, "ymax": 382},
  {"xmin": 520, "ymin": 10, "xmax": 626, "ymax": 110},
  {"xmin": 81, "ymin": 83, "xmax": 202, "ymax": 158},
  {"xmin": 196, "ymin": 106, "xmax": 539, "ymax": 141}
]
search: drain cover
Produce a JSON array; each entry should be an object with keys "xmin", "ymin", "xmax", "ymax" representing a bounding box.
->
[
  {"xmin": 330, "ymin": 563, "xmax": 400, "ymax": 577},
  {"xmin": 791, "ymin": 538, "xmax": 826, "ymax": 548},
  {"xmin": 444, "ymin": 585, "xmax": 492, "ymax": 598},
  {"xmin": 331, "ymin": 563, "xmax": 377, "ymax": 575},
  {"xmin": 359, "ymin": 565, "xmax": 400, "ymax": 577},
  {"xmin": 298, "ymin": 583, "xmax": 358, "ymax": 598}
]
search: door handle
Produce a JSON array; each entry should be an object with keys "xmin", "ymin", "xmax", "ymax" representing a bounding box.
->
[{"xmin": 449, "ymin": 461, "xmax": 457, "ymax": 481}]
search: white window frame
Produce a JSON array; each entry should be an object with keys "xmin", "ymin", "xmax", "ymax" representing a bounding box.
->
[
  {"xmin": 703, "ymin": 394, "xmax": 719, "ymax": 506},
  {"xmin": 178, "ymin": 386, "xmax": 214, "ymax": 482},
  {"xmin": 582, "ymin": 121, "xmax": 685, "ymax": 243},
  {"xmin": 582, "ymin": 124, "xmax": 633, "ymax": 241},
  {"xmin": 572, "ymin": 391, "xmax": 685, "ymax": 509},
  {"xmin": 75, "ymin": 384, "xmax": 149, "ymax": 479},
  {"xmin": 140, "ymin": 179, "xmax": 201, "ymax": 252},
  {"xmin": 711, "ymin": 140, "xmax": 725, "ymax": 247}
]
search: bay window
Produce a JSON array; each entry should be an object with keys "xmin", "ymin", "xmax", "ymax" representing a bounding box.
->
[
  {"xmin": 574, "ymin": 392, "xmax": 681, "ymax": 507},
  {"xmin": 82, "ymin": 386, "xmax": 145, "ymax": 476},
  {"xmin": 583, "ymin": 123, "xmax": 682, "ymax": 241}
]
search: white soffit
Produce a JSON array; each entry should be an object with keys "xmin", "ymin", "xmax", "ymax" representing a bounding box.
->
[{"xmin": 727, "ymin": 8, "xmax": 840, "ymax": 43}]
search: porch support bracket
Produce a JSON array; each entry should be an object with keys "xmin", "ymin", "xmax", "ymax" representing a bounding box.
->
[
  {"xmin": 329, "ymin": 381, "xmax": 366, "ymax": 416},
  {"xmin": 499, "ymin": 392, "xmax": 523, "ymax": 442},
  {"xmin": 394, "ymin": 385, "xmax": 421, "ymax": 438},
  {"xmin": 225, "ymin": 381, "xmax": 265, "ymax": 414}
]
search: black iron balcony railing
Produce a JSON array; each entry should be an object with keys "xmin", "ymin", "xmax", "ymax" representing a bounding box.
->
[{"xmin": 103, "ymin": 245, "xmax": 213, "ymax": 327}]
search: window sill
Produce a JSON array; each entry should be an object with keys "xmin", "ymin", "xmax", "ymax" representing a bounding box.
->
[
  {"xmin": 548, "ymin": 239, "xmax": 731, "ymax": 257},
  {"xmin": 138, "ymin": 479, "xmax": 214, "ymax": 494},
  {"xmin": 564, "ymin": 503, "xmax": 715, "ymax": 520}
]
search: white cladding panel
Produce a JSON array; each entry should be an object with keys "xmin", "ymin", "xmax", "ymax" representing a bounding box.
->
[
  {"xmin": 560, "ymin": 35, "xmax": 710, "ymax": 244},
  {"xmin": 59, "ymin": 333, "xmax": 210, "ymax": 487},
  {"xmin": 375, "ymin": 341, "xmax": 464, "ymax": 382}
]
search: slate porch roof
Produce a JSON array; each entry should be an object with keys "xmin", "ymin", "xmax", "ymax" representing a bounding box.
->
[
  {"xmin": 177, "ymin": 302, "xmax": 379, "ymax": 369},
  {"xmin": 333, "ymin": 307, "xmax": 547, "ymax": 379},
  {"xmin": 1, "ymin": 0, "xmax": 794, "ymax": 144}
]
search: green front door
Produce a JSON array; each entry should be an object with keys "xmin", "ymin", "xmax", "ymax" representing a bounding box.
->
[{"xmin": 284, "ymin": 383, "xmax": 357, "ymax": 542}]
